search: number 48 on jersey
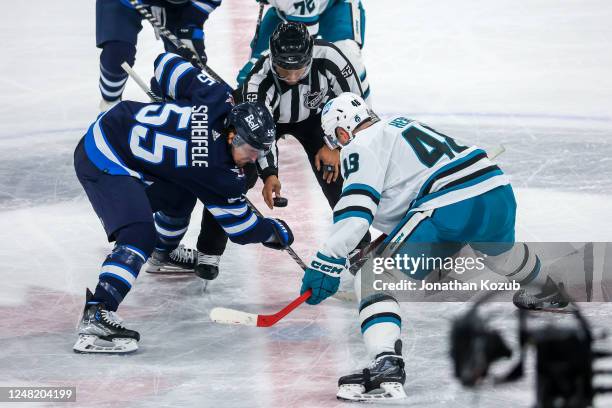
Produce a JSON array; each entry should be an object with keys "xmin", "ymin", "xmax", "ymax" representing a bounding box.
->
[{"xmin": 390, "ymin": 117, "xmax": 468, "ymax": 168}]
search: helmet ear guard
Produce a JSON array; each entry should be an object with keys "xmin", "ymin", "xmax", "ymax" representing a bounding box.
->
[{"xmin": 321, "ymin": 93, "xmax": 373, "ymax": 148}]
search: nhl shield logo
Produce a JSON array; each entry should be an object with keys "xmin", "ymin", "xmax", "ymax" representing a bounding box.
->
[{"xmin": 304, "ymin": 90, "xmax": 325, "ymax": 109}]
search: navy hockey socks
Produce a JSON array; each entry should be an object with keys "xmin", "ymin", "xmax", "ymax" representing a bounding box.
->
[
  {"xmin": 154, "ymin": 211, "xmax": 190, "ymax": 253},
  {"xmin": 99, "ymin": 41, "xmax": 136, "ymax": 102}
]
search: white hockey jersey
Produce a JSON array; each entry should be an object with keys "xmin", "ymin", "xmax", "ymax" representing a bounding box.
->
[
  {"xmin": 268, "ymin": 0, "xmax": 334, "ymax": 36},
  {"xmin": 320, "ymin": 116, "xmax": 510, "ymax": 259}
]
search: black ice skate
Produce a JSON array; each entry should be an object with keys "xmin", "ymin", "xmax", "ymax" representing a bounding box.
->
[
  {"xmin": 513, "ymin": 276, "xmax": 571, "ymax": 312},
  {"xmin": 146, "ymin": 245, "xmax": 196, "ymax": 274},
  {"xmin": 194, "ymin": 253, "xmax": 220, "ymax": 281},
  {"xmin": 73, "ymin": 289, "xmax": 140, "ymax": 354},
  {"xmin": 337, "ymin": 340, "xmax": 407, "ymax": 402}
]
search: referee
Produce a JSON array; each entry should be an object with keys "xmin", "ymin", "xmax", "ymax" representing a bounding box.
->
[{"xmin": 185, "ymin": 22, "xmax": 371, "ymax": 279}]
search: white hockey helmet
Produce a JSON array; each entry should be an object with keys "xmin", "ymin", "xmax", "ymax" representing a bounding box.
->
[{"xmin": 321, "ymin": 92, "xmax": 372, "ymax": 149}]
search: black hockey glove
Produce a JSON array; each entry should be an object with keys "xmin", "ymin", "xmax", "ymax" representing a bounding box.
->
[
  {"xmin": 263, "ymin": 218, "xmax": 294, "ymax": 250},
  {"xmin": 175, "ymin": 26, "xmax": 207, "ymax": 67},
  {"xmin": 150, "ymin": 76, "xmax": 164, "ymax": 100}
]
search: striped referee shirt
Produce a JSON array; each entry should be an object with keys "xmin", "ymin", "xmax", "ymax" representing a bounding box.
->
[
  {"xmin": 239, "ymin": 39, "xmax": 368, "ymax": 124},
  {"xmin": 239, "ymin": 39, "xmax": 368, "ymax": 178}
]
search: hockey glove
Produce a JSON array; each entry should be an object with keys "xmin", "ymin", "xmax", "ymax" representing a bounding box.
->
[
  {"xmin": 150, "ymin": 76, "xmax": 164, "ymax": 100},
  {"xmin": 263, "ymin": 218, "xmax": 294, "ymax": 250},
  {"xmin": 300, "ymin": 252, "xmax": 347, "ymax": 305},
  {"xmin": 237, "ymin": 59, "xmax": 256, "ymax": 86},
  {"xmin": 176, "ymin": 26, "xmax": 207, "ymax": 66}
]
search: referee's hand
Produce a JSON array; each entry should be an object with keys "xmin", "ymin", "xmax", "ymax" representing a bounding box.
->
[
  {"xmin": 314, "ymin": 145, "xmax": 340, "ymax": 183},
  {"xmin": 262, "ymin": 175, "xmax": 282, "ymax": 210}
]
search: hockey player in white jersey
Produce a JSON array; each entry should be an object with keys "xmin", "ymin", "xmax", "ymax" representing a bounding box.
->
[
  {"xmin": 237, "ymin": 0, "xmax": 369, "ymax": 101},
  {"xmin": 298, "ymin": 93, "xmax": 564, "ymax": 401}
]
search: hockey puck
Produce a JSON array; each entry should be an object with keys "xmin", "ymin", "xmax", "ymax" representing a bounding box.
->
[{"xmin": 273, "ymin": 197, "xmax": 288, "ymax": 207}]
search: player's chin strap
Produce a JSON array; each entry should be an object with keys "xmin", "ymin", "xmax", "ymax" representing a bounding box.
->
[
  {"xmin": 344, "ymin": 113, "xmax": 379, "ymax": 146},
  {"xmin": 126, "ymin": 0, "xmax": 224, "ymax": 83}
]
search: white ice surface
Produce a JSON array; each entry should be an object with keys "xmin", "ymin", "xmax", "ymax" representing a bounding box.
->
[{"xmin": 1, "ymin": 1, "xmax": 612, "ymax": 407}]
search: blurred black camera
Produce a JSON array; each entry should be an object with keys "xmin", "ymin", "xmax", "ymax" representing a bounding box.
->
[{"xmin": 450, "ymin": 292, "xmax": 612, "ymax": 408}]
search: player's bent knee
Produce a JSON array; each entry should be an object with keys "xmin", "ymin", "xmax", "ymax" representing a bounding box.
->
[
  {"xmin": 115, "ymin": 222, "xmax": 157, "ymax": 258},
  {"xmin": 100, "ymin": 40, "xmax": 136, "ymax": 72}
]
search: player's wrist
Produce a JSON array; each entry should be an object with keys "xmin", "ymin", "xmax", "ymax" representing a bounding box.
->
[
  {"xmin": 260, "ymin": 168, "xmax": 279, "ymax": 181},
  {"xmin": 262, "ymin": 218, "xmax": 294, "ymax": 250},
  {"xmin": 309, "ymin": 252, "xmax": 347, "ymax": 277}
]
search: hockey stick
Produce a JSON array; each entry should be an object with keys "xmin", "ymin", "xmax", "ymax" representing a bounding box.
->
[
  {"xmin": 252, "ymin": 2, "xmax": 265, "ymax": 49},
  {"xmin": 209, "ymin": 235, "xmax": 388, "ymax": 327},
  {"xmin": 348, "ymin": 233, "xmax": 387, "ymax": 275},
  {"xmin": 210, "ymin": 289, "xmax": 312, "ymax": 327},
  {"xmin": 487, "ymin": 144, "xmax": 506, "ymax": 161},
  {"xmin": 127, "ymin": 0, "xmax": 224, "ymax": 83},
  {"xmin": 243, "ymin": 196, "xmax": 308, "ymax": 270},
  {"xmin": 121, "ymin": 62, "xmax": 162, "ymax": 102}
]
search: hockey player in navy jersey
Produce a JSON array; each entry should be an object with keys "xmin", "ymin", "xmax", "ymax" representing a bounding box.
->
[
  {"xmin": 298, "ymin": 93, "xmax": 565, "ymax": 401},
  {"xmin": 96, "ymin": 0, "xmax": 221, "ymax": 111},
  {"xmin": 72, "ymin": 52, "xmax": 294, "ymax": 354}
]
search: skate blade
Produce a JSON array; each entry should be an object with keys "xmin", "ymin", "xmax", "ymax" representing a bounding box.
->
[
  {"xmin": 73, "ymin": 335, "xmax": 138, "ymax": 354},
  {"xmin": 145, "ymin": 262, "xmax": 194, "ymax": 275},
  {"xmin": 514, "ymin": 302, "xmax": 577, "ymax": 314},
  {"xmin": 337, "ymin": 382, "xmax": 407, "ymax": 402}
]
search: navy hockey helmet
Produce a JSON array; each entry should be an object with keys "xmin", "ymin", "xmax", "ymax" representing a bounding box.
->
[
  {"xmin": 269, "ymin": 22, "xmax": 314, "ymax": 70},
  {"xmin": 227, "ymin": 102, "xmax": 276, "ymax": 153}
]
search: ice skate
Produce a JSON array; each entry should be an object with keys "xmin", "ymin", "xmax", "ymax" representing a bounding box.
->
[
  {"xmin": 73, "ymin": 289, "xmax": 140, "ymax": 354},
  {"xmin": 146, "ymin": 245, "xmax": 196, "ymax": 274},
  {"xmin": 337, "ymin": 340, "xmax": 407, "ymax": 402},
  {"xmin": 513, "ymin": 276, "xmax": 572, "ymax": 312},
  {"xmin": 194, "ymin": 253, "xmax": 220, "ymax": 280}
]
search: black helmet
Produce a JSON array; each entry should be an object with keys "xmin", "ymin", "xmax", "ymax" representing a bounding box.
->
[
  {"xmin": 269, "ymin": 22, "xmax": 313, "ymax": 70},
  {"xmin": 227, "ymin": 102, "xmax": 275, "ymax": 153}
]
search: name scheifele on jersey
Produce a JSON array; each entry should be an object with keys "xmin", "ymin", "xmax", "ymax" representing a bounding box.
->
[{"xmin": 83, "ymin": 52, "xmax": 279, "ymax": 246}]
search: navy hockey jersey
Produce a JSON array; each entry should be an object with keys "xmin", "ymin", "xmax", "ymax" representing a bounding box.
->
[
  {"xmin": 83, "ymin": 52, "xmax": 276, "ymax": 244},
  {"xmin": 120, "ymin": 0, "xmax": 222, "ymax": 27}
]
